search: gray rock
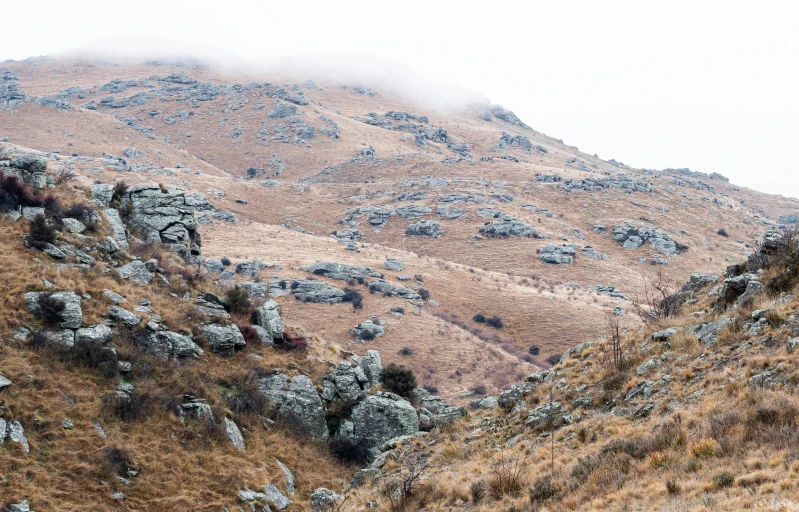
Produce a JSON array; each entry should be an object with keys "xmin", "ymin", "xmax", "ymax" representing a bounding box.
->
[
  {"xmin": 651, "ymin": 327, "xmax": 677, "ymax": 341},
  {"xmin": 263, "ymin": 483, "xmax": 292, "ymax": 510},
  {"xmin": 291, "ymin": 279, "xmax": 346, "ymax": 304},
  {"xmin": 346, "ymin": 393, "xmax": 419, "ymax": 446},
  {"xmin": 25, "ymin": 291, "xmax": 83, "ymax": 329},
  {"xmin": 384, "ymin": 258, "xmax": 403, "ymax": 271},
  {"xmin": 310, "ymin": 488, "xmax": 341, "ymax": 510},
  {"xmin": 201, "ymin": 324, "xmax": 246, "ymax": 355},
  {"xmin": 258, "ymin": 373, "xmax": 329, "ymax": 440},
  {"xmin": 351, "ymin": 320, "xmax": 385, "ymax": 340},
  {"xmin": 395, "ymin": 204, "xmax": 432, "ymax": 219},
  {"xmin": 108, "ymin": 306, "xmax": 142, "ymax": 327},
  {"xmin": 479, "ymin": 396, "xmax": 498, "ymax": 409},
  {"xmin": 479, "ymin": 218, "xmax": 533, "ymax": 238},
  {"xmin": 103, "ymin": 208, "xmax": 129, "ymax": 250},
  {"xmin": 21, "ymin": 206, "xmax": 45, "ymax": 220},
  {"xmin": 76, "ymin": 324, "xmax": 112, "ymax": 346},
  {"xmin": 539, "ymin": 244, "xmax": 576, "ymax": 264},
  {"xmin": 405, "ymin": 220, "xmax": 442, "ymax": 238},
  {"xmin": 0, "ymin": 374, "xmax": 10, "ymax": 391},
  {"xmin": 308, "ymin": 261, "xmax": 381, "ymax": 281},
  {"xmin": 103, "ymin": 289, "xmax": 127, "ymax": 304},
  {"xmin": 684, "ymin": 273, "xmax": 718, "ymax": 292},
  {"xmin": 695, "ymin": 316, "xmax": 732, "ymax": 346},
  {"xmin": 144, "ymin": 330, "xmax": 204, "ymax": 360},
  {"xmin": 61, "ymin": 418, "xmax": 74, "ymax": 429},
  {"xmin": 61, "ymin": 217, "xmax": 86, "ymax": 234},
  {"xmin": 497, "ymin": 382, "xmax": 537, "ymax": 409},
  {"xmin": 526, "ymin": 402, "xmax": 564, "ymax": 429},
  {"xmin": 275, "ymin": 458, "xmax": 296, "ymax": 496},
  {"xmin": 358, "ymin": 350, "xmax": 383, "ymax": 388},
  {"xmin": 91, "ymin": 183, "xmax": 114, "ymax": 205},
  {"xmin": 6, "ymin": 419, "xmax": 29, "ymax": 453},
  {"xmin": 787, "ymin": 337, "xmax": 799, "ymax": 353},
  {"xmin": 116, "ymin": 260, "xmax": 154, "ymax": 285},
  {"xmin": 254, "ymin": 300, "xmax": 284, "ymax": 340},
  {"xmin": 224, "ymin": 417, "xmax": 245, "ymax": 451}
]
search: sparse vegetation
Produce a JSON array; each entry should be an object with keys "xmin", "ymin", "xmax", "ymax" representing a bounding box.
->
[
  {"xmin": 28, "ymin": 213, "xmax": 56, "ymax": 249},
  {"xmin": 381, "ymin": 363, "xmax": 417, "ymax": 398},
  {"xmin": 473, "ymin": 313, "xmax": 486, "ymax": 323},
  {"xmin": 224, "ymin": 285, "xmax": 251, "ymax": 314},
  {"xmin": 485, "ymin": 315, "xmax": 504, "ymax": 329},
  {"xmin": 343, "ymin": 287, "xmax": 363, "ymax": 310}
]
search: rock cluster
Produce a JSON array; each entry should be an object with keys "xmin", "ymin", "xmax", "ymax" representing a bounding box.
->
[
  {"xmin": 479, "ymin": 217, "xmax": 534, "ymax": 238},
  {"xmin": 613, "ymin": 222, "xmax": 682, "ymax": 255}
]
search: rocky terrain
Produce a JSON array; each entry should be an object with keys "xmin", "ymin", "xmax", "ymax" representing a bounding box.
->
[{"xmin": 1, "ymin": 55, "xmax": 799, "ymax": 511}]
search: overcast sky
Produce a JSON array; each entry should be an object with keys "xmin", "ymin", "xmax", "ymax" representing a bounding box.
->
[{"xmin": 3, "ymin": 0, "xmax": 798, "ymax": 198}]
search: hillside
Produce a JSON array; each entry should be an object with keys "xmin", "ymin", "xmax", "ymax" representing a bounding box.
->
[{"xmin": 0, "ymin": 54, "xmax": 798, "ymax": 511}]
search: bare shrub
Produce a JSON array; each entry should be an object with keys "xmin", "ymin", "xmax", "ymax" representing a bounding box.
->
[
  {"xmin": 488, "ymin": 451, "xmax": 527, "ymax": 499},
  {"xmin": 630, "ymin": 267, "xmax": 681, "ymax": 326}
]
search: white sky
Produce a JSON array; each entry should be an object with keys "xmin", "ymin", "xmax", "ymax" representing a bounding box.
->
[{"xmin": 3, "ymin": 0, "xmax": 798, "ymax": 198}]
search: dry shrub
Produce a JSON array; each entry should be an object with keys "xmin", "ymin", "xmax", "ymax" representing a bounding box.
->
[
  {"xmin": 275, "ymin": 331, "xmax": 309, "ymax": 351},
  {"xmin": 470, "ymin": 479, "xmax": 487, "ymax": 503},
  {"xmin": 601, "ymin": 420, "xmax": 684, "ymax": 460},
  {"xmin": 690, "ymin": 438, "xmax": 720, "ymax": 459},
  {"xmin": 666, "ymin": 479, "xmax": 681, "ymax": 495},
  {"xmin": 98, "ymin": 446, "xmax": 136, "ymax": 477},
  {"xmin": 488, "ymin": 452, "xmax": 527, "ymax": 499}
]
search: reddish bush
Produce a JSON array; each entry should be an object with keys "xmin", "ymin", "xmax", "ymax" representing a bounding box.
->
[
  {"xmin": 238, "ymin": 325, "xmax": 259, "ymax": 344},
  {"xmin": 0, "ymin": 171, "xmax": 43, "ymax": 210},
  {"xmin": 276, "ymin": 331, "xmax": 309, "ymax": 351}
]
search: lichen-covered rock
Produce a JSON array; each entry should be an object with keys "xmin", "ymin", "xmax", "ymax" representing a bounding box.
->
[
  {"xmin": 258, "ymin": 373, "xmax": 329, "ymax": 440},
  {"xmin": 143, "ymin": 330, "xmax": 204, "ymax": 360},
  {"xmin": 291, "ymin": 279, "xmax": 346, "ymax": 303},
  {"xmin": 116, "ymin": 260, "xmax": 154, "ymax": 285},
  {"xmin": 75, "ymin": 324, "xmax": 112, "ymax": 346},
  {"xmin": 384, "ymin": 258, "xmax": 403, "ymax": 271},
  {"xmin": 310, "ymin": 488, "xmax": 341, "ymax": 510},
  {"xmin": 103, "ymin": 208, "xmax": 129, "ymax": 250},
  {"xmin": 308, "ymin": 261, "xmax": 382, "ymax": 281},
  {"xmin": 108, "ymin": 306, "xmax": 142, "ymax": 327},
  {"xmin": 695, "ymin": 316, "xmax": 732, "ymax": 346},
  {"xmin": 121, "ymin": 185, "xmax": 202, "ymax": 263},
  {"xmin": 25, "ymin": 291, "xmax": 83, "ymax": 329},
  {"xmin": 405, "ymin": 220, "xmax": 442, "ymax": 238},
  {"xmin": 224, "ymin": 417, "xmax": 245, "ymax": 451},
  {"xmin": 479, "ymin": 217, "xmax": 534, "ymax": 238},
  {"xmin": 346, "ymin": 392, "xmax": 419, "ymax": 446},
  {"xmin": 201, "ymin": 324, "xmax": 246, "ymax": 355},
  {"xmin": 539, "ymin": 244, "xmax": 576, "ymax": 264},
  {"xmin": 351, "ymin": 320, "xmax": 385, "ymax": 340},
  {"xmin": 526, "ymin": 401, "xmax": 564, "ymax": 429},
  {"xmin": 253, "ymin": 300, "xmax": 284, "ymax": 340}
]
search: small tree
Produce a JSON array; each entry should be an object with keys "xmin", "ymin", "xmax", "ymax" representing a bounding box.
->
[
  {"xmin": 630, "ymin": 267, "xmax": 681, "ymax": 327},
  {"xmin": 37, "ymin": 293, "xmax": 66, "ymax": 326},
  {"xmin": 486, "ymin": 315, "xmax": 504, "ymax": 329},
  {"xmin": 225, "ymin": 285, "xmax": 251, "ymax": 315},
  {"xmin": 598, "ymin": 311, "xmax": 632, "ymax": 371},
  {"xmin": 381, "ymin": 363, "xmax": 417, "ymax": 399},
  {"xmin": 343, "ymin": 288, "xmax": 363, "ymax": 310},
  {"xmin": 29, "ymin": 214, "xmax": 56, "ymax": 249}
]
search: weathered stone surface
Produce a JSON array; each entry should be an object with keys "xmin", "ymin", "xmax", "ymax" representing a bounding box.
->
[
  {"xmin": 0, "ymin": 374, "xmax": 11, "ymax": 391},
  {"xmin": 308, "ymin": 261, "xmax": 381, "ymax": 281},
  {"xmin": 254, "ymin": 300, "xmax": 284, "ymax": 340},
  {"xmin": 291, "ymin": 279, "xmax": 346, "ymax": 303},
  {"xmin": 61, "ymin": 217, "xmax": 86, "ymax": 234},
  {"xmin": 116, "ymin": 260, "xmax": 154, "ymax": 285},
  {"xmin": 479, "ymin": 217, "xmax": 533, "ymax": 238},
  {"xmin": 122, "ymin": 185, "xmax": 202, "ymax": 263},
  {"xmin": 263, "ymin": 483, "xmax": 292, "ymax": 510},
  {"xmin": 695, "ymin": 316, "xmax": 732, "ymax": 346},
  {"xmin": 103, "ymin": 289, "xmax": 126, "ymax": 304},
  {"xmin": 25, "ymin": 291, "xmax": 83, "ymax": 329},
  {"xmin": 103, "ymin": 208, "xmax": 129, "ymax": 250},
  {"xmin": 384, "ymin": 258, "xmax": 403, "ymax": 271},
  {"xmin": 526, "ymin": 402, "xmax": 564, "ymax": 429},
  {"xmin": 614, "ymin": 222, "xmax": 681, "ymax": 255},
  {"xmin": 76, "ymin": 324, "xmax": 112, "ymax": 346},
  {"xmin": 310, "ymin": 488, "xmax": 341, "ymax": 510},
  {"xmin": 405, "ymin": 220, "xmax": 442, "ymax": 238},
  {"xmin": 108, "ymin": 306, "xmax": 142, "ymax": 327},
  {"xmin": 498, "ymin": 382, "xmax": 537, "ymax": 409},
  {"xmin": 224, "ymin": 417, "xmax": 245, "ymax": 451},
  {"xmin": 351, "ymin": 468, "xmax": 381, "ymax": 488},
  {"xmin": 201, "ymin": 324, "xmax": 246, "ymax": 355},
  {"xmin": 258, "ymin": 373, "xmax": 329, "ymax": 440},
  {"xmin": 539, "ymin": 244, "xmax": 576, "ymax": 264},
  {"xmin": 351, "ymin": 320, "xmax": 385, "ymax": 340},
  {"xmin": 346, "ymin": 392, "xmax": 419, "ymax": 445},
  {"xmin": 356, "ymin": 350, "xmax": 383, "ymax": 389},
  {"xmin": 142, "ymin": 330, "xmax": 204, "ymax": 360}
]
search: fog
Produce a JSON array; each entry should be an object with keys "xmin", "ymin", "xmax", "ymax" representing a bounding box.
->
[{"xmin": 3, "ymin": 0, "xmax": 798, "ymax": 198}]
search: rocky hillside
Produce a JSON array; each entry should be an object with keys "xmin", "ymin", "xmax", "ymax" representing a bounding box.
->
[{"xmin": 1, "ymin": 54, "xmax": 799, "ymax": 511}]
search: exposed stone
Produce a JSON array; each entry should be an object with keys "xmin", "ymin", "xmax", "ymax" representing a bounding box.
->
[
  {"xmin": 479, "ymin": 218, "xmax": 533, "ymax": 238},
  {"xmin": 308, "ymin": 261, "xmax": 381, "ymax": 281},
  {"xmin": 539, "ymin": 244, "xmax": 576, "ymax": 264},
  {"xmin": 310, "ymin": 488, "xmax": 341, "ymax": 510},
  {"xmin": 25, "ymin": 291, "xmax": 83, "ymax": 329},
  {"xmin": 405, "ymin": 220, "xmax": 442, "ymax": 238},
  {"xmin": 263, "ymin": 483, "xmax": 292, "ymax": 510},
  {"xmin": 345, "ymin": 392, "xmax": 419, "ymax": 446},
  {"xmin": 224, "ymin": 417, "xmax": 245, "ymax": 451},
  {"xmin": 108, "ymin": 306, "xmax": 142, "ymax": 327},
  {"xmin": 201, "ymin": 324, "xmax": 246, "ymax": 355},
  {"xmin": 116, "ymin": 260, "xmax": 154, "ymax": 285},
  {"xmin": 384, "ymin": 258, "xmax": 403, "ymax": 271},
  {"xmin": 254, "ymin": 300, "xmax": 284, "ymax": 340},
  {"xmin": 351, "ymin": 320, "xmax": 385, "ymax": 340},
  {"xmin": 291, "ymin": 279, "xmax": 346, "ymax": 303},
  {"xmin": 258, "ymin": 373, "xmax": 329, "ymax": 440}
]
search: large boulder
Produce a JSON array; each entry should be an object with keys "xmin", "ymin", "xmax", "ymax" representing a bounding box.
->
[
  {"xmin": 121, "ymin": 185, "xmax": 202, "ymax": 263},
  {"xmin": 344, "ymin": 392, "xmax": 419, "ymax": 446},
  {"xmin": 143, "ymin": 330, "xmax": 204, "ymax": 360},
  {"xmin": 479, "ymin": 217, "xmax": 534, "ymax": 238},
  {"xmin": 258, "ymin": 373, "xmax": 329, "ymax": 440},
  {"xmin": 253, "ymin": 300, "xmax": 284, "ymax": 340},
  {"xmin": 291, "ymin": 279, "xmax": 346, "ymax": 303},
  {"xmin": 405, "ymin": 220, "xmax": 442, "ymax": 238},
  {"xmin": 539, "ymin": 244, "xmax": 576, "ymax": 264},
  {"xmin": 25, "ymin": 291, "xmax": 83, "ymax": 329},
  {"xmin": 75, "ymin": 325, "xmax": 112, "ymax": 346},
  {"xmin": 103, "ymin": 209, "xmax": 129, "ymax": 250},
  {"xmin": 116, "ymin": 260, "xmax": 154, "ymax": 285},
  {"xmin": 308, "ymin": 261, "xmax": 381, "ymax": 281},
  {"xmin": 201, "ymin": 324, "xmax": 246, "ymax": 355},
  {"xmin": 695, "ymin": 316, "xmax": 732, "ymax": 346}
]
